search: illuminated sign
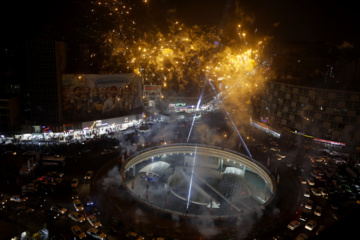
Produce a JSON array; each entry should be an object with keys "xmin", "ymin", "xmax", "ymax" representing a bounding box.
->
[
  {"xmin": 62, "ymin": 73, "xmax": 142, "ymax": 122},
  {"xmin": 175, "ymin": 103, "xmax": 186, "ymax": 107},
  {"xmin": 290, "ymin": 131, "xmax": 314, "ymax": 138},
  {"xmin": 144, "ymin": 85, "xmax": 161, "ymax": 91},
  {"xmin": 314, "ymin": 138, "xmax": 346, "ymax": 146}
]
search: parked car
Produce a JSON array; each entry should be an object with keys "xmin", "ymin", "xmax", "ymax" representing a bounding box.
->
[
  {"xmin": 304, "ymin": 188, "xmax": 310, "ymax": 197},
  {"xmin": 299, "ymin": 211, "xmax": 310, "ymax": 222},
  {"xmin": 287, "ymin": 220, "xmax": 300, "ymax": 230},
  {"xmin": 316, "ymin": 225, "xmax": 325, "ymax": 235},
  {"xmin": 50, "ymin": 204, "xmax": 67, "ymax": 214},
  {"xmin": 305, "ymin": 199, "xmax": 313, "ymax": 210},
  {"xmin": 68, "ymin": 211, "xmax": 85, "ymax": 223},
  {"xmin": 311, "ymin": 188, "xmax": 322, "ymax": 196},
  {"xmin": 314, "ymin": 206, "xmax": 322, "ymax": 216},
  {"xmin": 270, "ymin": 147, "xmax": 280, "ymax": 152},
  {"xmin": 87, "ymin": 228, "xmax": 107, "ymax": 240},
  {"xmin": 10, "ymin": 195, "xmax": 28, "ymax": 202},
  {"xmin": 71, "ymin": 225, "xmax": 86, "ymax": 239},
  {"xmin": 87, "ymin": 214, "xmax": 102, "ymax": 228},
  {"xmin": 295, "ymin": 233, "xmax": 308, "ymax": 240},
  {"xmin": 307, "ymin": 178, "xmax": 315, "ymax": 186},
  {"xmin": 84, "ymin": 171, "xmax": 94, "ymax": 180},
  {"xmin": 305, "ymin": 220, "xmax": 317, "ymax": 231},
  {"xmin": 72, "ymin": 194, "xmax": 79, "ymax": 200},
  {"xmin": 73, "ymin": 199, "xmax": 84, "ymax": 212},
  {"xmin": 84, "ymin": 195, "xmax": 94, "ymax": 206},
  {"xmin": 126, "ymin": 231, "xmax": 145, "ymax": 240},
  {"xmin": 71, "ymin": 178, "xmax": 79, "ymax": 188},
  {"xmin": 45, "ymin": 209, "xmax": 59, "ymax": 220},
  {"xmin": 299, "ymin": 176, "xmax": 307, "ymax": 185}
]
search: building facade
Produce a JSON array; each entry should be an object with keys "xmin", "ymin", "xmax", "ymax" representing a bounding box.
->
[
  {"xmin": 24, "ymin": 39, "xmax": 66, "ymax": 131},
  {"xmin": 0, "ymin": 96, "xmax": 21, "ymax": 132},
  {"xmin": 261, "ymin": 81, "xmax": 360, "ymax": 151}
]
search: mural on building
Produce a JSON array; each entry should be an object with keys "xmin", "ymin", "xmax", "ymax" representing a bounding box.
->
[{"xmin": 62, "ymin": 74, "xmax": 143, "ymax": 121}]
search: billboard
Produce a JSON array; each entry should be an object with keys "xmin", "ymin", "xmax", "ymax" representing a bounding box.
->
[{"xmin": 62, "ymin": 74, "xmax": 143, "ymax": 122}]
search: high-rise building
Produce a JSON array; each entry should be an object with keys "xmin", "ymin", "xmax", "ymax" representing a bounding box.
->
[
  {"xmin": 0, "ymin": 96, "xmax": 21, "ymax": 132},
  {"xmin": 25, "ymin": 39, "xmax": 66, "ymax": 131},
  {"xmin": 260, "ymin": 81, "xmax": 360, "ymax": 151},
  {"xmin": 24, "ymin": 39, "xmax": 103, "ymax": 132}
]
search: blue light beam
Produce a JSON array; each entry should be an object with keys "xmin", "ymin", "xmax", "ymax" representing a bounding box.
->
[
  {"xmin": 187, "ymin": 83, "xmax": 206, "ymax": 142},
  {"xmin": 186, "ymin": 146, "xmax": 198, "ymax": 210},
  {"xmin": 207, "ymin": 79, "xmax": 253, "ymax": 158}
]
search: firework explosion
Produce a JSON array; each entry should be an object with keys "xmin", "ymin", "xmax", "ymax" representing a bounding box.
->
[{"xmin": 90, "ymin": 0, "xmax": 272, "ymax": 109}]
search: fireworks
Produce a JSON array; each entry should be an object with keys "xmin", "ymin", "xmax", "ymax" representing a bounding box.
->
[{"xmin": 89, "ymin": 0, "xmax": 271, "ymax": 107}]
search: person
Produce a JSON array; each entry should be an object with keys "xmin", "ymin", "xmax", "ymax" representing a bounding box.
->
[
  {"xmin": 102, "ymin": 85, "xmax": 123, "ymax": 115},
  {"xmin": 71, "ymin": 86, "xmax": 87, "ymax": 116},
  {"xmin": 89, "ymin": 87, "xmax": 103, "ymax": 115},
  {"xmin": 83, "ymin": 87, "xmax": 92, "ymax": 114},
  {"xmin": 62, "ymin": 87, "xmax": 73, "ymax": 116}
]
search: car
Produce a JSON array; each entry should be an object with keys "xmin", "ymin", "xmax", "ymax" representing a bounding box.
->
[
  {"xmin": 295, "ymin": 233, "xmax": 308, "ymax": 240},
  {"xmin": 15, "ymin": 205, "xmax": 34, "ymax": 214},
  {"xmin": 22, "ymin": 183, "xmax": 39, "ymax": 192},
  {"xmin": 101, "ymin": 146, "xmax": 120, "ymax": 155},
  {"xmin": 287, "ymin": 220, "xmax": 300, "ymax": 230},
  {"xmin": 126, "ymin": 231, "xmax": 145, "ymax": 240},
  {"xmin": 73, "ymin": 199, "xmax": 84, "ymax": 212},
  {"xmin": 47, "ymin": 171, "xmax": 64, "ymax": 178},
  {"xmin": 72, "ymin": 194, "xmax": 79, "ymax": 200},
  {"xmin": 79, "ymin": 149, "xmax": 92, "ymax": 155},
  {"xmin": 87, "ymin": 228, "xmax": 107, "ymax": 240},
  {"xmin": 85, "ymin": 195, "xmax": 94, "ymax": 206},
  {"xmin": 270, "ymin": 147, "xmax": 280, "ymax": 152},
  {"xmin": 311, "ymin": 188, "xmax": 322, "ymax": 196},
  {"xmin": 316, "ymin": 225, "xmax": 325, "ymax": 235},
  {"xmin": 90, "ymin": 206, "xmax": 100, "ymax": 216},
  {"xmin": 71, "ymin": 225, "xmax": 86, "ymax": 239},
  {"xmin": 72, "ymin": 188, "xmax": 79, "ymax": 194},
  {"xmin": 71, "ymin": 178, "xmax": 79, "ymax": 188},
  {"xmin": 330, "ymin": 203, "xmax": 339, "ymax": 210},
  {"xmin": 299, "ymin": 211, "xmax": 310, "ymax": 222},
  {"xmin": 305, "ymin": 199, "xmax": 313, "ymax": 210},
  {"xmin": 10, "ymin": 195, "xmax": 28, "ymax": 202},
  {"xmin": 45, "ymin": 209, "xmax": 60, "ymax": 220},
  {"xmin": 101, "ymin": 149, "xmax": 113, "ymax": 155},
  {"xmin": 304, "ymin": 188, "xmax": 310, "ymax": 197},
  {"xmin": 298, "ymin": 176, "xmax": 307, "ymax": 185},
  {"xmin": 320, "ymin": 188, "xmax": 329, "ymax": 198},
  {"xmin": 314, "ymin": 206, "xmax": 322, "ymax": 216},
  {"xmin": 53, "ymin": 178, "xmax": 63, "ymax": 185},
  {"xmin": 305, "ymin": 220, "xmax": 317, "ymax": 231},
  {"xmin": 307, "ymin": 178, "xmax": 315, "ymax": 186},
  {"xmin": 68, "ymin": 211, "xmax": 85, "ymax": 223},
  {"xmin": 272, "ymin": 234, "xmax": 289, "ymax": 240},
  {"xmin": 84, "ymin": 171, "xmax": 94, "ymax": 180},
  {"xmin": 87, "ymin": 214, "xmax": 102, "ymax": 228},
  {"xmin": 1, "ymin": 196, "xmax": 8, "ymax": 206},
  {"xmin": 50, "ymin": 204, "xmax": 67, "ymax": 214}
]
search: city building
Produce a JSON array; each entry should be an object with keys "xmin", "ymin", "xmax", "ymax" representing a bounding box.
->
[
  {"xmin": 0, "ymin": 96, "xmax": 22, "ymax": 133},
  {"xmin": 24, "ymin": 39, "xmax": 66, "ymax": 132},
  {"xmin": 260, "ymin": 81, "xmax": 360, "ymax": 152}
]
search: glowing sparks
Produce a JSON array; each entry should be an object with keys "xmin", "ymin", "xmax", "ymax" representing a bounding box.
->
[{"xmin": 90, "ymin": 0, "xmax": 271, "ymax": 108}]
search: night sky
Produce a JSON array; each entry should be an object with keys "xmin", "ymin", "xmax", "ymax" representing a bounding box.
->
[{"xmin": 1, "ymin": 0, "xmax": 359, "ymax": 45}]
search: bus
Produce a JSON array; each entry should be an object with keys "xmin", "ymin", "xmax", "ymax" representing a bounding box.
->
[{"xmin": 42, "ymin": 155, "xmax": 66, "ymax": 167}]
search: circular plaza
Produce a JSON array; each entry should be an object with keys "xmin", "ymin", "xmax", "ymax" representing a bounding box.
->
[{"xmin": 121, "ymin": 144, "xmax": 276, "ymax": 219}]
